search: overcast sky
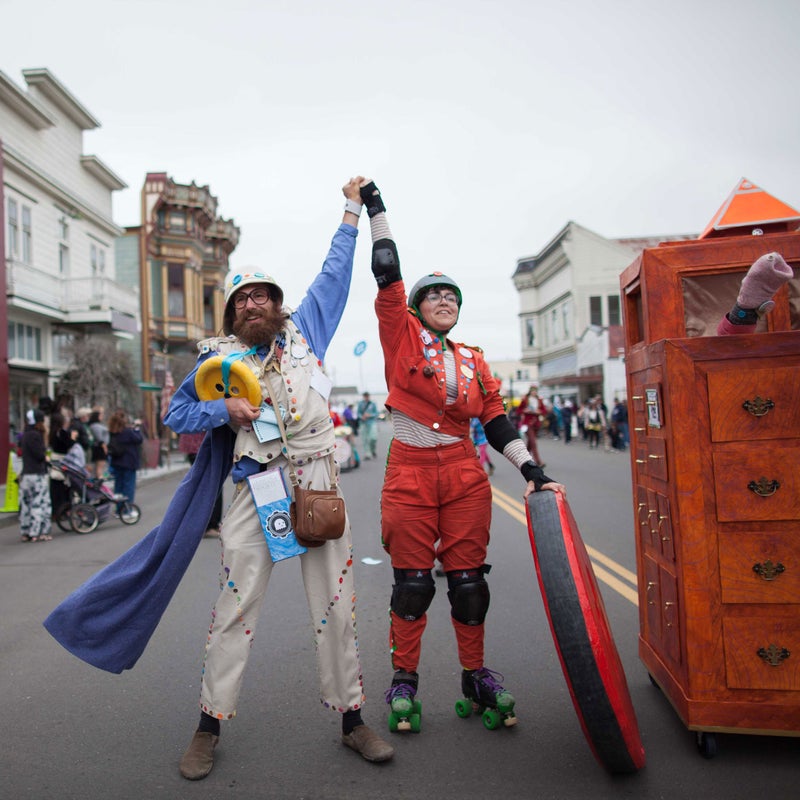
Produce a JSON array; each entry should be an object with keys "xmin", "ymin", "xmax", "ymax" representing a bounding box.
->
[{"xmin": 4, "ymin": 0, "xmax": 799, "ymax": 391}]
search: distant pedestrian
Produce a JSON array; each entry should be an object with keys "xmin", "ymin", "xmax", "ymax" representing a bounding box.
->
[
  {"xmin": 343, "ymin": 403, "xmax": 359, "ymax": 435},
  {"xmin": 610, "ymin": 399, "xmax": 628, "ymax": 450},
  {"xmin": 19, "ymin": 409, "xmax": 52, "ymax": 542},
  {"xmin": 88, "ymin": 407, "xmax": 110, "ymax": 479},
  {"xmin": 547, "ymin": 403, "xmax": 562, "ymax": 440},
  {"xmin": 357, "ymin": 391, "xmax": 379, "ymax": 459},
  {"xmin": 107, "ymin": 410, "xmax": 143, "ymax": 502},
  {"xmin": 561, "ymin": 401, "xmax": 574, "ymax": 444},
  {"xmin": 585, "ymin": 398, "xmax": 606, "ymax": 449},
  {"xmin": 517, "ymin": 387, "xmax": 546, "ymax": 466},
  {"xmin": 470, "ymin": 417, "xmax": 495, "ymax": 475},
  {"xmin": 71, "ymin": 407, "xmax": 93, "ymax": 459}
]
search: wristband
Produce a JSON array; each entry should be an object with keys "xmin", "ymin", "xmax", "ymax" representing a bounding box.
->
[
  {"xmin": 727, "ymin": 302, "xmax": 760, "ymax": 325},
  {"xmin": 344, "ymin": 198, "xmax": 363, "ymax": 217}
]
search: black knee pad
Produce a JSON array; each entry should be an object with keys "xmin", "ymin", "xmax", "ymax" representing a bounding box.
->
[
  {"xmin": 391, "ymin": 568, "xmax": 436, "ymax": 621},
  {"xmin": 447, "ymin": 567, "xmax": 491, "ymax": 626}
]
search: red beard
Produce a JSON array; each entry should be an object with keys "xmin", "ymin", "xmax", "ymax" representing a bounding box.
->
[{"xmin": 232, "ymin": 307, "xmax": 288, "ymax": 346}]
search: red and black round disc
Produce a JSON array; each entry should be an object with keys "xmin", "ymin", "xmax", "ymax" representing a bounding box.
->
[{"xmin": 526, "ymin": 490, "xmax": 645, "ymax": 774}]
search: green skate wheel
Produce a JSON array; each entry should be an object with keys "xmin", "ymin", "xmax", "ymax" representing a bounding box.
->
[
  {"xmin": 412, "ymin": 698, "xmax": 422, "ymax": 715},
  {"xmin": 482, "ymin": 708, "xmax": 502, "ymax": 730},
  {"xmin": 455, "ymin": 698, "xmax": 473, "ymax": 718},
  {"xmin": 388, "ymin": 711, "xmax": 400, "ymax": 732},
  {"xmin": 409, "ymin": 713, "xmax": 421, "ymax": 733},
  {"xmin": 496, "ymin": 692, "xmax": 515, "ymax": 715}
]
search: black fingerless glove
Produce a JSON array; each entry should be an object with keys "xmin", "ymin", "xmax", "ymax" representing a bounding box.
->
[
  {"xmin": 521, "ymin": 460, "xmax": 555, "ymax": 491},
  {"xmin": 359, "ymin": 181, "xmax": 386, "ymax": 218}
]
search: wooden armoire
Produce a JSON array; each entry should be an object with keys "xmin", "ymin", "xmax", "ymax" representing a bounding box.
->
[{"xmin": 620, "ymin": 229, "xmax": 800, "ymax": 756}]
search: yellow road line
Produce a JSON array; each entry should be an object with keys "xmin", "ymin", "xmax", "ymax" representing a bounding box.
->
[{"xmin": 491, "ymin": 485, "xmax": 639, "ymax": 608}]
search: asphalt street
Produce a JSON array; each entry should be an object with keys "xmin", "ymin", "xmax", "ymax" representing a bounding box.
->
[{"xmin": 2, "ymin": 429, "xmax": 798, "ymax": 799}]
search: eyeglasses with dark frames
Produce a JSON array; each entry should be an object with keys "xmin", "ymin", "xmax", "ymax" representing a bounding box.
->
[{"xmin": 233, "ymin": 287, "xmax": 272, "ymax": 309}]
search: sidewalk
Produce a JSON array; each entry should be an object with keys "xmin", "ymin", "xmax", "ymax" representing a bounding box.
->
[{"xmin": 0, "ymin": 457, "xmax": 190, "ymax": 530}]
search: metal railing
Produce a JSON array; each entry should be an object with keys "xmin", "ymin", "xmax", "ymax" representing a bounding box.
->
[{"xmin": 6, "ymin": 259, "xmax": 140, "ymax": 318}]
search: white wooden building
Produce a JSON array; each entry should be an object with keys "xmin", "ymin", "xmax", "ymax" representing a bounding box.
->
[{"xmin": 1, "ymin": 67, "xmax": 136, "ymax": 445}]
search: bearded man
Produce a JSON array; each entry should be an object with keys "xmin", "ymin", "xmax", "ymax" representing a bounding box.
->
[{"xmin": 160, "ymin": 176, "xmax": 393, "ymax": 778}]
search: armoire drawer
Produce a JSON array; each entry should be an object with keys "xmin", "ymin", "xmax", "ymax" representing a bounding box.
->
[
  {"xmin": 708, "ymin": 365, "xmax": 800, "ymax": 443},
  {"xmin": 713, "ymin": 444, "xmax": 800, "ymax": 522},
  {"xmin": 719, "ymin": 531, "xmax": 800, "ymax": 603},
  {"xmin": 723, "ymin": 614, "xmax": 800, "ymax": 691}
]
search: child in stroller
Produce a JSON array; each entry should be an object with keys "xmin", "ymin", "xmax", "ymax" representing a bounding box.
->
[{"xmin": 52, "ymin": 458, "xmax": 141, "ymax": 534}]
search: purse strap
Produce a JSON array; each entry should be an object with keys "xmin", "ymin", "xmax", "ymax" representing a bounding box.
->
[{"xmin": 260, "ymin": 370, "xmax": 336, "ymax": 490}]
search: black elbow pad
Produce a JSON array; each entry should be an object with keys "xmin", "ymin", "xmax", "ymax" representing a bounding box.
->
[
  {"xmin": 372, "ymin": 238, "xmax": 402, "ymax": 288},
  {"xmin": 484, "ymin": 415, "xmax": 519, "ymax": 452}
]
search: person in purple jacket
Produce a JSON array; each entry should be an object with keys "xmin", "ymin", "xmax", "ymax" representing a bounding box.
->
[{"xmin": 163, "ymin": 176, "xmax": 393, "ymax": 780}]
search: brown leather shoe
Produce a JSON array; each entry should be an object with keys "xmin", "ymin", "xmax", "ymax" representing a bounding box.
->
[
  {"xmin": 179, "ymin": 730, "xmax": 219, "ymax": 780},
  {"xmin": 342, "ymin": 724, "xmax": 395, "ymax": 762}
]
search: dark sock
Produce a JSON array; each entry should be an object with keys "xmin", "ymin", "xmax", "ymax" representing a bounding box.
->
[
  {"xmin": 342, "ymin": 709, "xmax": 364, "ymax": 734},
  {"xmin": 198, "ymin": 711, "xmax": 220, "ymax": 737}
]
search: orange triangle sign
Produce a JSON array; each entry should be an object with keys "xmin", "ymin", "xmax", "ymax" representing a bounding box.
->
[{"xmin": 699, "ymin": 177, "xmax": 800, "ymax": 239}]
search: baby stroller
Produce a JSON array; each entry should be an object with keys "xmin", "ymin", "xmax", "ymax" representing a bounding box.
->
[{"xmin": 51, "ymin": 460, "xmax": 141, "ymax": 534}]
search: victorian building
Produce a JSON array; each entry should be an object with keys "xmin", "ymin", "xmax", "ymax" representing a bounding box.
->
[{"xmin": 116, "ymin": 173, "xmax": 240, "ymax": 437}]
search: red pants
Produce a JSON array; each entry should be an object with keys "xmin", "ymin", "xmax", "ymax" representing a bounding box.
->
[{"xmin": 381, "ymin": 438, "xmax": 492, "ymax": 671}]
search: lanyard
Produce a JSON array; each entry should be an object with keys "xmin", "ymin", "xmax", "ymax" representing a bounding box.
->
[{"xmin": 221, "ymin": 346, "xmax": 258, "ymax": 396}]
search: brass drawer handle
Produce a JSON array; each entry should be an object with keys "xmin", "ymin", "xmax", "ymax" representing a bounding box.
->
[
  {"xmin": 742, "ymin": 396, "xmax": 774, "ymax": 417},
  {"xmin": 646, "ymin": 581, "xmax": 657, "ymax": 604},
  {"xmin": 747, "ymin": 477, "xmax": 780, "ymax": 497},
  {"xmin": 648, "ymin": 454, "xmax": 663, "ymax": 460},
  {"xmin": 757, "ymin": 644, "xmax": 790, "ymax": 666},
  {"xmin": 753, "ymin": 560, "xmax": 785, "ymax": 581}
]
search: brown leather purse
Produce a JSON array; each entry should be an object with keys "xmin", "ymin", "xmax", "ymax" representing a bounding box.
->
[{"xmin": 290, "ymin": 484, "xmax": 346, "ymax": 547}]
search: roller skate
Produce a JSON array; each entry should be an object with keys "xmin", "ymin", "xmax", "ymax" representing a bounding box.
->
[
  {"xmin": 385, "ymin": 670, "xmax": 422, "ymax": 733},
  {"xmin": 455, "ymin": 667, "xmax": 517, "ymax": 730}
]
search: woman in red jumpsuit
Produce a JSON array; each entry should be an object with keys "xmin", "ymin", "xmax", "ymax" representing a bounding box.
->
[
  {"xmin": 357, "ymin": 180, "xmax": 565, "ymax": 732},
  {"xmin": 517, "ymin": 386, "xmax": 546, "ymax": 467}
]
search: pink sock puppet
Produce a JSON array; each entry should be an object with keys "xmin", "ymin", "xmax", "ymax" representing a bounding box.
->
[{"xmin": 717, "ymin": 252, "xmax": 793, "ymax": 335}]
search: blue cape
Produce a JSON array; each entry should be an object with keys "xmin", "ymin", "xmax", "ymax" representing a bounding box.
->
[{"xmin": 43, "ymin": 426, "xmax": 234, "ymax": 674}]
